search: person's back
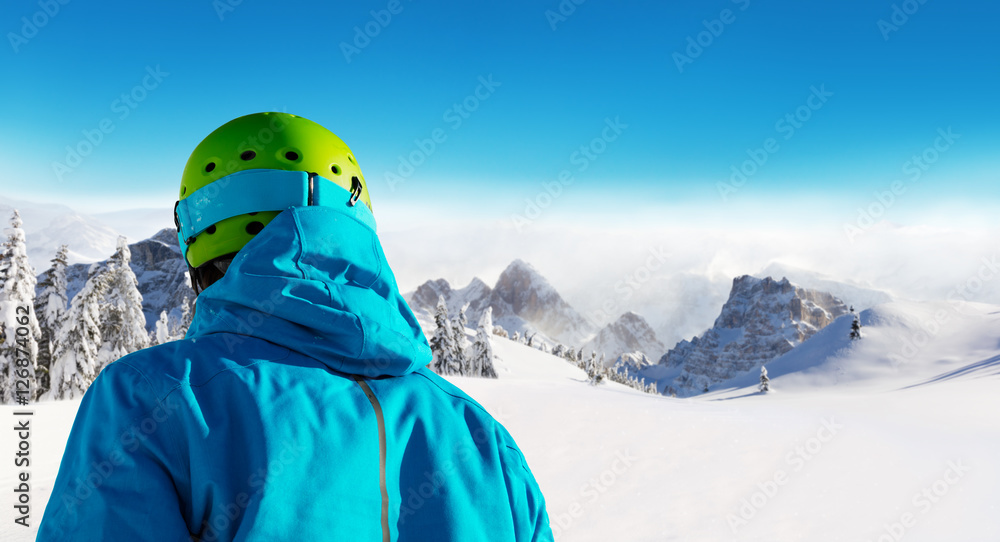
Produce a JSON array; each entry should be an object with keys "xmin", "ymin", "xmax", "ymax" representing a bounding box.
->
[{"xmin": 37, "ymin": 113, "xmax": 553, "ymax": 541}]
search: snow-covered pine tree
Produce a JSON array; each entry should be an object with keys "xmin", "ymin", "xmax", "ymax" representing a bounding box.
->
[
  {"xmin": 552, "ymin": 344, "xmax": 564, "ymax": 358},
  {"xmin": 511, "ymin": 331, "xmax": 520, "ymax": 343},
  {"xmin": 451, "ymin": 303, "xmax": 470, "ymax": 374},
  {"xmin": 47, "ymin": 266, "xmax": 107, "ymax": 400},
  {"xmin": 469, "ymin": 307, "xmax": 498, "ymax": 379},
  {"xmin": 849, "ymin": 306, "xmax": 862, "ymax": 340},
  {"xmin": 759, "ymin": 365, "xmax": 770, "ymax": 393},
  {"xmin": 587, "ymin": 351, "xmax": 604, "ymax": 385},
  {"xmin": 429, "ymin": 295, "xmax": 458, "ymax": 375},
  {"xmin": 171, "ymin": 296, "xmax": 194, "ymax": 339},
  {"xmin": 96, "ymin": 237, "xmax": 148, "ymax": 370},
  {"xmin": 563, "ymin": 345, "xmax": 576, "ymax": 363},
  {"xmin": 33, "ymin": 244, "xmax": 69, "ymax": 398},
  {"xmin": 457, "ymin": 302, "xmax": 469, "ymax": 333},
  {"xmin": 0, "ymin": 210, "xmax": 41, "ymax": 403},
  {"xmin": 153, "ymin": 310, "xmax": 171, "ymax": 345}
]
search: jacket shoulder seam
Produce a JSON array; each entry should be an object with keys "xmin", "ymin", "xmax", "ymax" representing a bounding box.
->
[{"xmin": 120, "ymin": 352, "xmax": 275, "ymax": 403}]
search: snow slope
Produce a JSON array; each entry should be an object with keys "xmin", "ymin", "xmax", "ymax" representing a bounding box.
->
[{"xmin": 3, "ymin": 300, "xmax": 999, "ymax": 541}]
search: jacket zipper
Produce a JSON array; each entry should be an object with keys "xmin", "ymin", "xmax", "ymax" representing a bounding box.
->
[{"xmin": 353, "ymin": 375, "xmax": 390, "ymax": 542}]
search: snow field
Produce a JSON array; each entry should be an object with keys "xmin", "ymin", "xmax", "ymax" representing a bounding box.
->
[{"xmin": 4, "ymin": 299, "xmax": 998, "ymax": 541}]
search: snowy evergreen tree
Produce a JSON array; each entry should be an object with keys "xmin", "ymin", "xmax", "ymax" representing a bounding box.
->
[
  {"xmin": 0, "ymin": 210, "xmax": 41, "ymax": 403},
  {"xmin": 47, "ymin": 267, "xmax": 107, "ymax": 400},
  {"xmin": 511, "ymin": 331, "xmax": 520, "ymax": 343},
  {"xmin": 759, "ymin": 365, "xmax": 771, "ymax": 393},
  {"xmin": 469, "ymin": 307, "xmax": 498, "ymax": 379},
  {"xmin": 153, "ymin": 310, "xmax": 171, "ymax": 345},
  {"xmin": 849, "ymin": 306, "xmax": 862, "ymax": 340},
  {"xmin": 171, "ymin": 296, "xmax": 193, "ymax": 339},
  {"xmin": 451, "ymin": 303, "xmax": 470, "ymax": 373},
  {"xmin": 586, "ymin": 351, "xmax": 604, "ymax": 385},
  {"xmin": 492, "ymin": 325, "xmax": 508, "ymax": 339},
  {"xmin": 97, "ymin": 237, "xmax": 148, "ymax": 369},
  {"xmin": 552, "ymin": 344, "xmax": 565, "ymax": 359},
  {"xmin": 429, "ymin": 296, "xmax": 460, "ymax": 375},
  {"xmin": 33, "ymin": 244, "xmax": 69, "ymax": 398},
  {"xmin": 563, "ymin": 345, "xmax": 576, "ymax": 363}
]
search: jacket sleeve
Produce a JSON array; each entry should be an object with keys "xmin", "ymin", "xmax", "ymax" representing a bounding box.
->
[
  {"xmin": 502, "ymin": 444, "xmax": 554, "ymax": 542},
  {"xmin": 36, "ymin": 361, "xmax": 192, "ymax": 541}
]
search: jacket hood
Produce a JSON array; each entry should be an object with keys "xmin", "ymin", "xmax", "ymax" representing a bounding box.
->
[{"xmin": 187, "ymin": 204, "xmax": 432, "ymax": 377}]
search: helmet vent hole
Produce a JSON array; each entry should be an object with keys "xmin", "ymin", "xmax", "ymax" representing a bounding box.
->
[
  {"xmin": 205, "ymin": 162, "xmax": 216, "ymax": 172},
  {"xmin": 245, "ymin": 221, "xmax": 264, "ymax": 235},
  {"xmin": 331, "ymin": 164, "xmax": 341, "ymax": 175},
  {"xmin": 205, "ymin": 225, "xmax": 217, "ymax": 235},
  {"xmin": 248, "ymin": 212, "xmax": 258, "ymax": 216},
  {"xmin": 285, "ymin": 151, "xmax": 299, "ymax": 161},
  {"xmin": 348, "ymin": 156, "xmax": 355, "ymax": 164},
  {"xmin": 181, "ymin": 186, "xmax": 187, "ymax": 195},
  {"xmin": 240, "ymin": 150, "xmax": 256, "ymax": 161}
]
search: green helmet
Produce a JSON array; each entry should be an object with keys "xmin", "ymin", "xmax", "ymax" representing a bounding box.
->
[{"xmin": 175, "ymin": 112, "xmax": 373, "ymax": 292}]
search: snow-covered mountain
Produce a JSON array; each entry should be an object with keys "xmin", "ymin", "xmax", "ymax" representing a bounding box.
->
[
  {"xmin": 712, "ymin": 298, "xmax": 1000, "ymax": 394},
  {"xmin": 0, "ymin": 197, "xmax": 122, "ymax": 273},
  {"xmin": 59, "ymin": 228, "xmax": 194, "ymax": 332},
  {"xmin": 583, "ymin": 311, "xmax": 665, "ymax": 364},
  {"xmin": 656, "ymin": 275, "xmax": 849, "ymax": 396},
  {"xmin": 407, "ymin": 259, "xmax": 595, "ymax": 346},
  {"xmin": 0, "ymin": 196, "xmax": 174, "ymax": 274}
]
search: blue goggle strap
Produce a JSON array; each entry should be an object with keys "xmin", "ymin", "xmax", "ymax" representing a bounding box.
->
[{"xmin": 174, "ymin": 168, "xmax": 372, "ymax": 259}]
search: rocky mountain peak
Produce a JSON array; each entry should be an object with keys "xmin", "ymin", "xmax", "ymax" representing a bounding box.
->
[
  {"xmin": 585, "ymin": 311, "xmax": 665, "ymax": 363},
  {"xmin": 659, "ymin": 275, "xmax": 848, "ymax": 396},
  {"xmin": 407, "ymin": 260, "xmax": 594, "ymax": 346}
]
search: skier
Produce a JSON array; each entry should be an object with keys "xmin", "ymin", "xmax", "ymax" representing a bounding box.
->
[{"xmin": 37, "ymin": 113, "xmax": 553, "ymax": 541}]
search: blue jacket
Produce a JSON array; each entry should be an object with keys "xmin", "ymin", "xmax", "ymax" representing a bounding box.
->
[{"xmin": 37, "ymin": 205, "xmax": 552, "ymax": 541}]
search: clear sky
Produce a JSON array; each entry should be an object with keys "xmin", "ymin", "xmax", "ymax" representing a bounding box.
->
[{"xmin": 1, "ymin": 0, "xmax": 997, "ymax": 229}]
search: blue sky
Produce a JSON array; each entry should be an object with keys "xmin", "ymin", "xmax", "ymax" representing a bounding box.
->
[{"xmin": 1, "ymin": 0, "xmax": 997, "ymax": 228}]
